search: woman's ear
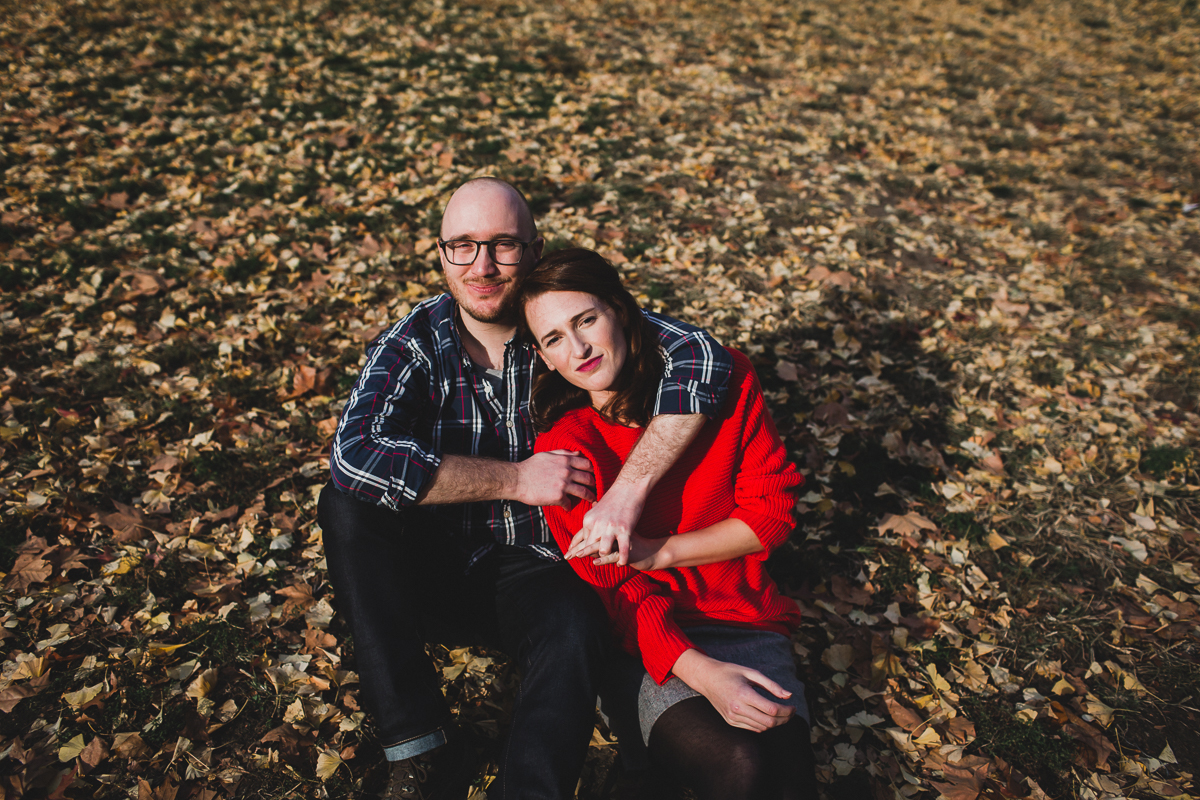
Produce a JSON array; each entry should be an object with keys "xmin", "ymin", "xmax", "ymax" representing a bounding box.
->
[{"xmin": 535, "ymin": 349, "xmax": 556, "ymax": 371}]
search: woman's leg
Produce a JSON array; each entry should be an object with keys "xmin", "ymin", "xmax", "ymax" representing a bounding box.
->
[
  {"xmin": 646, "ymin": 697, "xmax": 820, "ymax": 800},
  {"xmin": 762, "ymin": 717, "xmax": 820, "ymax": 800},
  {"xmin": 646, "ymin": 696, "xmax": 769, "ymax": 800}
]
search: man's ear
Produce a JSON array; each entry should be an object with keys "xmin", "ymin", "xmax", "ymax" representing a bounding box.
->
[{"xmin": 531, "ymin": 236, "xmax": 545, "ymax": 262}]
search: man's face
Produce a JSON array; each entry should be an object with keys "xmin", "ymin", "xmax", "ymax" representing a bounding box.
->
[{"xmin": 439, "ymin": 183, "xmax": 543, "ymax": 325}]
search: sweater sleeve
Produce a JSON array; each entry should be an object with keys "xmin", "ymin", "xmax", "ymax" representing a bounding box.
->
[
  {"xmin": 725, "ymin": 352, "xmax": 805, "ymax": 558},
  {"xmin": 537, "ymin": 424, "xmax": 697, "ymax": 684}
]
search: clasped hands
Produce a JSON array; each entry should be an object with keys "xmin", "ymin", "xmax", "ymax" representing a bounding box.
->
[{"xmin": 516, "ymin": 450, "xmax": 652, "ymax": 568}]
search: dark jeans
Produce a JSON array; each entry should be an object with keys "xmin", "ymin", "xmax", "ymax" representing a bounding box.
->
[{"xmin": 317, "ymin": 483, "xmax": 610, "ymax": 800}]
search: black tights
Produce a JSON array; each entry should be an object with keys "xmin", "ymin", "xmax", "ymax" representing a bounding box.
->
[{"xmin": 641, "ymin": 697, "xmax": 819, "ymax": 800}]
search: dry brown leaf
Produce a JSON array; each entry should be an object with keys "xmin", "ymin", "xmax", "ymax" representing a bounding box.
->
[
  {"xmin": 876, "ymin": 513, "xmax": 938, "ymax": 537},
  {"xmin": 79, "ymin": 736, "xmax": 108, "ymax": 770},
  {"xmin": 275, "ymin": 582, "xmax": 317, "ymax": 614},
  {"xmin": 884, "ymin": 695, "xmax": 924, "ymax": 732}
]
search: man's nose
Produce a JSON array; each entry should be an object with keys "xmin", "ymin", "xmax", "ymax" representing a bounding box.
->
[{"xmin": 470, "ymin": 245, "xmax": 499, "ymax": 273}]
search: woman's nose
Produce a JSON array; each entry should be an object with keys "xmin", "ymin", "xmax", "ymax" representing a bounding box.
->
[{"xmin": 569, "ymin": 334, "xmax": 590, "ymax": 358}]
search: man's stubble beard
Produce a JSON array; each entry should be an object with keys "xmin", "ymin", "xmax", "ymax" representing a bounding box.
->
[{"xmin": 449, "ymin": 278, "xmax": 520, "ymax": 325}]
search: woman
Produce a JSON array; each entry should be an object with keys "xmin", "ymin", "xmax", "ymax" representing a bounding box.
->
[{"xmin": 521, "ymin": 248, "xmax": 818, "ymax": 799}]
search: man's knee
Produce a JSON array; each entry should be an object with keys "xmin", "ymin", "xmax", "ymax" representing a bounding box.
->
[
  {"xmin": 505, "ymin": 568, "xmax": 608, "ymax": 665},
  {"xmin": 539, "ymin": 573, "xmax": 607, "ymax": 640},
  {"xmin": 318, "ymin": 482, "xmax": 404, "ymax": 547}
]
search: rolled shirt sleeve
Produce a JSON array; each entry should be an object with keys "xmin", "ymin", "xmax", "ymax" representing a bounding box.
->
[
  {"xmin": 646, "ymin": 311, "xmax": 733, "ymax": 418},
  {"xmin": 329, "ymin": 327, "xmax": 443, "ymax": 511}
]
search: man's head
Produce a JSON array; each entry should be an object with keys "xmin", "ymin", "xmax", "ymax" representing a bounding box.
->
[{"xmin": 438, "ymin": 178, "xmax": 543, "ymax": 325}]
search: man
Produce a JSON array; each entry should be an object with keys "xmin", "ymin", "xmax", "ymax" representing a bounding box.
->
[{"xmin": 319, "ymin": 177, "xmax": 732, "ymax": 799}]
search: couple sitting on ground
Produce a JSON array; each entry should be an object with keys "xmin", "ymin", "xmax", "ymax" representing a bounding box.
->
[{"xmin": 320, "ymin": 177, "xmax": 818, "ymax": 799}]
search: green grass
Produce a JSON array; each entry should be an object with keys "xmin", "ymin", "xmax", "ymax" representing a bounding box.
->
[{"xmin": 962, "ymin": 697, "xmax": 1077, "ymax": 790}]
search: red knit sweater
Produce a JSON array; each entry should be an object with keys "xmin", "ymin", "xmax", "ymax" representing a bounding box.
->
[{"xmin": 536, "ymin": 349, "xmax": 804, "ymax": 685}]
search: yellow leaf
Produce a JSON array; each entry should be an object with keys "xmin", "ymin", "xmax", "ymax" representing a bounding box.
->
[
  {"xmin": 186, "ymin": 668, "xmax": 218, "ymax": 700},
  {"xmin": 144, "ymin": 611, "xmax": 171, "ymax": 634},
  {"xmin": 1084, "ymin": 694, "xmax": 1115, "ymax": 726},
  {"xmin": 315, "ymin": 748, "xmax": 343, "ymax": 781},
  {"xmin": 339, "ymin": 712, "xmax": 365, "ymax": 732},
  {"xmin": 913, "ymin": 726, "xmax": 942, "ymax": 746},
  {"xmin": 986, "ymin": 531, "xmax": 1010, "ymax": 550},
  {"xmin": 101, "ymin": 554, "xmax": 140, "ymax": 576},
  {"xmin": 63, "ymin": 682, "xmax": 104, "ymax": 708},
  {"xmin": 59, "ymin": 733, "xmax": 86, "ymax": 762},
  {"xmin": 147, "ymin": 640, "xmax": 193, "ymax": 658},
  {"xmin": 926, "ymin": 664, "xmax": 951, "ymax": 693}
]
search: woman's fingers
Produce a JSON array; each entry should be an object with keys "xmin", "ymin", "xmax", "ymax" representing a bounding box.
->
[
  {"xmin": 741, "ymin": 668, "xmax": 792, "ymax": 701},
  {"xmin": 726, "ymin": 668, "xmax": 795, "ymax": 729}
]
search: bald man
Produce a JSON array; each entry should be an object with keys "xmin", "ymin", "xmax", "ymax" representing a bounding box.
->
[{"xmin": 320, "ymin": 178, "xmax": 733, "ymax": 799}]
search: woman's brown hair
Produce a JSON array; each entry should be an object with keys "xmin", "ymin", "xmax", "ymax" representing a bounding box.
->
[{"xmin": 519, "ymin": 248, "xmax": 663, "ymax": 432}]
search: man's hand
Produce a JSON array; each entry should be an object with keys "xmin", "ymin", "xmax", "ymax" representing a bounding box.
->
[
  {"xmin": 672, "ymin": 649, "xmax": 795, "ymax": 733},
  {"xmin": 564, "ymin": 480, "xmax": 647, "ymax": 564},
  {"xmin": 515, "ymin": 450, "xmax": 596, "ymax": 507},
  {"xmin": 567, "ymin": 412, "xmax": 707, "ymax": 565}
]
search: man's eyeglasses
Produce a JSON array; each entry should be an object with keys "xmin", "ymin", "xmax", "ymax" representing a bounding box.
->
[{"xmin": 437, "ymin": 237, "xmax": 538, "ymax": 266}]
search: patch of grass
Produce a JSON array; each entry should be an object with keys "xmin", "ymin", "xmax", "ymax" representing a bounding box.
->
[
  {"xmin": 962, "ymin": 697, "xmax": 1076, "ymax": 791},
  {"xmin": 920, "ymin": 636, "xmax": 961, "ymax": 670},
  {"xmin": 0, "ymin": 523, "xmax": 27, "ymax": 572},
  {"xmin": 142, "ymin": 700, "xmax": 191, "ymax": 748},
  {"xmin": 189, "ymin": 444, "xmax": 277, "ymax": 506},
  {"xmin": 942, "ymin": 512, "xmax": 986, "ymax": 543},
  {"xmin": 1141, "ymin": 446, "xmax": 1195, "ymax": 481},
  {"xmin": 872, "ymin": 552, "xmax": 920, "ymax": 600},
  {"xmin": 1028, "ymin": 355, "xmax": 1064, "ymax": 387}
]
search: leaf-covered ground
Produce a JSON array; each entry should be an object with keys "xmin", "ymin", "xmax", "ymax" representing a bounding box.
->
[{"xmin": 2, "ymin": 0, "xmax": 1199, "ymax": 797}]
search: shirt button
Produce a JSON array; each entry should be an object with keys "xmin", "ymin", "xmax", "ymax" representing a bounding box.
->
[
  {"xmin": 505, "ymin": 419, "xmax": 514, "ymax": 428},
  {"xmin": 504, "ymin": 508, "xmax": 511, "ymax": 519}
]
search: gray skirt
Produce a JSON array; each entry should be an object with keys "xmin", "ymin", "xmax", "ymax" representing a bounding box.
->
[{"xmin": 635, "ymin": 625, "xmax": 810, "ymax": 745}]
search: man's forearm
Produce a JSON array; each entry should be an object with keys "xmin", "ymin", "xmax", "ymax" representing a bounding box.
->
[
  {"xmin": 566, "ymin": 412, "xmax": 708, "ymax": 563},
  {"xmin": 416, "ymin": 454, "xmax": 518, "ymax": 505},
  {"xmin": 417, "ymin": 450, "xmax": 597, "ymax": 508},
  {"xmin": 615, "ymin": 412, "xmax": 707, "ymax": 491}
]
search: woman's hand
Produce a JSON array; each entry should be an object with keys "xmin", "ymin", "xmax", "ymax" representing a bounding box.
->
[
  {"xmin": 594, "ymin": 533, "xmax": 668, "ymax": 569},
  {"xmin": 591, "ymin": 519, "xmax": 764, "ymax": 570},
  {"xmin": 564, "ymin": 481, "xmax": 647, "ymax": 564},
  {"xmin": 671, "ymin": 649, "xmax": 795, "ymax": 732}
]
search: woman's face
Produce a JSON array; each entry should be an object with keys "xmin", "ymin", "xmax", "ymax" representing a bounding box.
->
[{"xmin": 524, "ymin": 290, "xmax": 628, "ymax": 408}]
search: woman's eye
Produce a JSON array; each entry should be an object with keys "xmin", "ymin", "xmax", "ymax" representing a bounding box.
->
[{"xmin": 580, "ymin": 315, "xmax": 596, "ymax": 326}]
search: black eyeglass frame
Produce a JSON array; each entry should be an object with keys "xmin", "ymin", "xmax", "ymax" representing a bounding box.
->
[{"xmin": 436, "ymin": 236, "xmax": 541, "ymax": 266}]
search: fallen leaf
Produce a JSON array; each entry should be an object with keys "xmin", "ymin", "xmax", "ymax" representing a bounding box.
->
[
  {"xmin": 315, "ymin": 748, "xmax": 344, "ymax": 780},
  {"xmin": 877, "ymin": 513, "xmax": 938, "ymax": 537},
  {"xmin": 58, "ymin": 734, "xmax": 86, "ymax": 762}
]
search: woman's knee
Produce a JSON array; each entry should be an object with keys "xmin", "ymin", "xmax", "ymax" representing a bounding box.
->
[{"xmin": 706, "ymin": 735, "xmax": 769, "ymax": 798}]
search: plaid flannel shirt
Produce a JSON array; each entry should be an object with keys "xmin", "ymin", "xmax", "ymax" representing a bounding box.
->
[{"xmin": 329, "ymin": 293, "xmax": 732, "ymax": 562}]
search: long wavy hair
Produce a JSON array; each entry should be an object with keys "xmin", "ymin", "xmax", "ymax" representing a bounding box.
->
[{"xmin": 519, "ymin": 248, "xmax": 663, "ymax": 432}]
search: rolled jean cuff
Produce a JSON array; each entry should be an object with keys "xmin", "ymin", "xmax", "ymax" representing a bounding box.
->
[{"xmin": 383, "ymin": 728, "xmax": 447, "ymax": 761}]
